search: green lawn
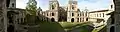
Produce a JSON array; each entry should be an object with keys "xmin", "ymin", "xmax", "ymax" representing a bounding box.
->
[
  {"xmin": 38, "ymin": 21, "xmax": 94, "ymax": 32},
  {"xmin": 59, "ymin": 22, "xmax": 94, "ymax": 32},
  {"xmin": 22, "ymin": 21, "xmax": 106, "ymax": 32},
  {"xmin": 39, "ymin": 21, "xmax": 65, "ymax": 32},
  {"xmin": 23, "ymin": 20, "xmax": 94, "ymax": 32},
  {"xmin": 23, "ymin": 15, "xmax": 95, "ymax": 32}
]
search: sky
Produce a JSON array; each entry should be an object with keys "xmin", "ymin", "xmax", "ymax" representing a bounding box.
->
[{"xmin": 16, "ymin": 0, "xmax": 112, "ymax": 11}]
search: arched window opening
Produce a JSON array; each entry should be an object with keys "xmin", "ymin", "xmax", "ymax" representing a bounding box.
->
[
  {"xmin": 52, "ymin": 5, "xmax": 54, "ymax": 9},
  {"xmin": 12, "ymin": 3, "xmax": 14, "ymax": 7},
  {"xmin": 77, "ymin": 18, "xmax": 79, "ymax": 22},
  {"xmin": 52, "ymin": 13, "xmax": 54, "ymax": 16},
  {"xmin": 110, "ymin": 26, "xmax": 115, "ymax": 32},
  {"xmin": 72, "ymin": 13, "xmax": 74, "ymax": 16}
]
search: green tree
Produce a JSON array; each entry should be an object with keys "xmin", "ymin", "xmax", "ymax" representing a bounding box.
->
[
  {"xmin": 23, "ymin": 0, "xmax": 38, "ymax": 24},
  {"xmin": 26, "ymin": 0, "xmax": 37, "ymax": 15}
]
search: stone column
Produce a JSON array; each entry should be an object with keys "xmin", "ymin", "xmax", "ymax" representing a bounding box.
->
[{"xmin": 3, "ymin": 0, "xmax": 7, "ymax": 32}]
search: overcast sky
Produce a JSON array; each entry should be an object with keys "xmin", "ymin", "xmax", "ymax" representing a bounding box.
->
[{"xmin": 16, "ymin": 0, "xmax": 112, "ymax": 11}]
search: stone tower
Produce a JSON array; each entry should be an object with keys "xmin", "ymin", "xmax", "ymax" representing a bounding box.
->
[
  {"xmin": 0, "ymin": 0, "xmax": 17, "ymax": 32},
  {"xmin": 49, "ymin": 0, "xmax": 59, "ymax": 10},
  {"xmin": 108, "ymin": 0, "xmax": 115, "ymax": 11},
  {"xmin": 67, "ymin": 0, "xmax": 78, "ymax": 11},
  {"xmin": 67, "ymin": 0, "xmax": 78, "ymax": 22},
  {"xmin": 6, "ymin": 0, "xmax": 16, "ymax": 8},
  {"xmin": 47, "ymin": 0, "xmax": 59, "ymax": 22},
  {"xmin": 113, "ymin": 0, "xmax": 120, "ymax": 32}
]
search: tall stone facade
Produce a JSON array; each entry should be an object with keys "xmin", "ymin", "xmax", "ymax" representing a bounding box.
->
[
  {"xmin": 47, "ymin": 0, "xmax": 59, "ymax": 22},
  {"xmin": 67, "ymin": 0, "xmax": 78, "ymax": 22},
  {"xmin": 39, "ymin": 0, "xmax": 68, "ymax": 22},
  {"xmin": 39, "ymin": 0, "xmax": 88, "ymax": 22},
  {"xmin": 113, "ymin": 0, "xmax": 120, "ymax": 32},
  {"xmin": 99, "ymin": 0, "xmax": 120, "ymax": 32},
  {"xmin": 6, "ymin": 0, "xmax": 16, "ymax": 8},
  {"xmin": 0, "ymin": 0, "xmax": 7, "ymax": 32},
  {"xmin": 106, "ymin": 0, "xmax": 115, "ymax": 32},
  {"xmin": 107, "ymin": 0, "xmax": 120, "ymax": 32},
  {"xmin": 0, "ymin": 0, "xmax": 25, "ymax": 32},
  {"xmin": 67, "ymin": 0, "xmax": 88, "ymax": 22},
  {"xmin": 38, "ymin": 0, "xmax": 118, "ymax": 24},
  {"xmin": 89, "ymin": 10, "xmax": 113, "ymax": 27}
]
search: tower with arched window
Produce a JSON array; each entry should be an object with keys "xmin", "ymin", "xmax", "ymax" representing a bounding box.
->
[
  {"xmin": 45, "ymin": 0, "xmax": 60, "ymax": 22},
  {"xmin": 49, "ymin": 0, "xmax": 59, "ymax": 10},
  {"xmin": 6, "ymin": 0, "xmax": 16, "ymax": 8},
  {"xmin": 67, "ymin": 0, "xmax": 79, "ymax": 22}
]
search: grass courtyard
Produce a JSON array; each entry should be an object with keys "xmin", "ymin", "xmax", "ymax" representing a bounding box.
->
[
  {"xmin": 59, "ymin": 22, "xmax": 94, "ymax": 32},
  {"xmin": 39, "ymin": 21, "xmax": 94, "ymax": 32}
]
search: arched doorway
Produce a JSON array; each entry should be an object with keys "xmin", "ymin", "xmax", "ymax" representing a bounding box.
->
[
  {"xmin": 71, "ymin": 18, "xmax": 74, "ymax": 22},
  {"xmin": 7, "ymin": 25, "xmax": 14, "ymax": 32},
  {"xmin": 51, "ymin": 18, "xmax": 55, "ymax": 22},
  {"xmin": 110, "ymin": 26, "xmax": 115, "ymax": 32}
]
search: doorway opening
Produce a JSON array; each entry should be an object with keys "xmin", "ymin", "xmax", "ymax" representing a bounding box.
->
[
  {"xmin": 110, "ymin": 26, "xmax": 115, "ymax": 32},
  {"xmin": 71, "ymin": 18, "xmax": 74, "ymax": 22},
  {"xmin": 51, "ymin": 18, "xmax": 55, "ymax": 22}
]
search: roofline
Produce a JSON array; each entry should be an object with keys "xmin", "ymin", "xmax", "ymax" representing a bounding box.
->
[{"xmin": 89, "ymin": 9, "xmax": 109, "ymax": 13}]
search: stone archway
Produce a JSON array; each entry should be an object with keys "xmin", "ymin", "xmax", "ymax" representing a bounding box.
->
[
  {"xmin": 51, "ymin": 18, "xmax": 55, "ymax": 22},
  {"xmin": 110, "ymin": 26, "xmax": 115, "ymax": 32},
  {"xmin": 71, "ymin": 18, "xmax": 74, "ymax": 22}
]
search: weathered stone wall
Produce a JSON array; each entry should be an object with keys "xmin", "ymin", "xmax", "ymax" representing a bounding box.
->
[{"xmin": 114, "ymin": 0, "xmax": 120, "ymax": 32}]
